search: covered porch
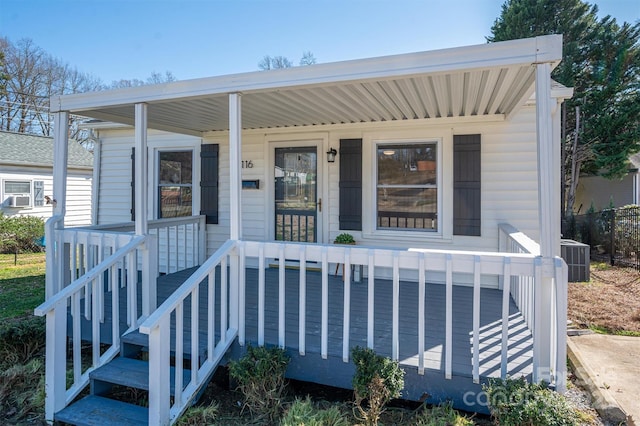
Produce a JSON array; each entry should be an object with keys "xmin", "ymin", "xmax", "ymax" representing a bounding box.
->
[{"xmin": 38, "ymin": 34, "xmax": 569, "ymax": 425}]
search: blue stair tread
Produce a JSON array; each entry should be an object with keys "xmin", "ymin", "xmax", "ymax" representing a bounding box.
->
[
  {"xmin": 122, "ymin": 329, "xmax": 209, "ymax": 360},
  {"xmin": 91, "ymin": 357, "xmax": 191, "ymax": 393},
  {"xmin": 121, "ymin": 330, "xmax": 149, "ymax": 348},
  {"xmin": 54, "ymin": 395, "xmax": 148, "ymax": 426}
]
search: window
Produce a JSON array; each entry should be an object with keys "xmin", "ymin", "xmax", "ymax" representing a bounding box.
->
[
  {"xmin": 376, "ymin": 142, "xmax": 437, "ymax": 231},
  {"xmin": 4, "ymin": 181, "xmax": 31, "ymax": 195},
  {"xmin": 158, "ymin": 151, "xmax": 193, "ymax": 218}
]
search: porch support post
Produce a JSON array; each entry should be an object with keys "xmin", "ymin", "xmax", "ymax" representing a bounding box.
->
[
  {"xmin": 134, "ymin": 103, "xmax": 149, "ymax": 236},
  {"xmin": 53, "ymin": 112, "xmax": 69, "ymax": 218},
  {"xmin": 135, "ymin": 103, "xmax": 156, "ymax": 316},
  {"xmin": 229, "ymin": 93, "xmax": 242, "ymax": 240},
  {"xmin": 534, "ymin": 62, "xmax": 556, "ymax": 384},
  {"xmin": 48, "ymin": 111, "xmax": 69, "ymax": 296},
  {"xmin": 229, "ymin": 93, "xmax": 242, "ymax": 331}
]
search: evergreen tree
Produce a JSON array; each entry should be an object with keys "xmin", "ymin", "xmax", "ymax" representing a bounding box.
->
[{"xmin": 488, "ymin": 0, "xmax": 640, "ymax": 216}]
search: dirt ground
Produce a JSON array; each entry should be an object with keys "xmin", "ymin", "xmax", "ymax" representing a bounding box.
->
[{"xmin": 568, "ymin": 262, "xmax": 640, "ymax": 334}]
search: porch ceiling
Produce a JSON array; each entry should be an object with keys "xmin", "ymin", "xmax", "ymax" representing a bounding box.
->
[{"xmin": 55, "ymin": 35, "xmax": 564, "ymax": 136}]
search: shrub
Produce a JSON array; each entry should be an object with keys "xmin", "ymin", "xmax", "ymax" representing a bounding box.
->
[
  {"xmin": 0, "ymin": 357, "xmax": 45, "ymax": 423},
  {"xmin": 334, "ymin": 233, "xmax": 355, "ymax": 244},
  {"xmin": 413, "ymin": 401, "xmax": 473, "ymax": 426},
  {"xmin": 281, "ymin": 396, "xmax": 349, "ymax": 426},
  {"xmin": 483, "ymin": 377, "xmax": 579, "ymax": 426},
  {"xmin": 175, "ymin": 402, "xmax": 219, "ymax": 425},
  {"xmin": 0, "ymin": 213, "xmax": 45, "ymax": 254},
  {"xmin": 351, "ymin": 346, "xmax": 405, "ymax": 426},
  {"xmin": 228, "ymin": 344, "xmax": 290, "ymax": 421},
  {"xmin": 0, "ymin": 316, "xmax": 46, "ymax": 369}
]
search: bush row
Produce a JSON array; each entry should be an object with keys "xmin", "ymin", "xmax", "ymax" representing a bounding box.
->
[{"xmin": 0, "ymin": 213, "xmax": 45, "ymax": 254}]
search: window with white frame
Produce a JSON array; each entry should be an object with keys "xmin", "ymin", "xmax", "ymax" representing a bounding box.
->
[
  {"xmin": 158, "ymin": 151, "xmax": 193, "ymax": 218},
  {"xmin": 376, "ymin": 142, "xmax": 438, "ymax": 231},
  {"xmin": 4, "ymin": 180, "xmax": 31, "ymax": 195}
]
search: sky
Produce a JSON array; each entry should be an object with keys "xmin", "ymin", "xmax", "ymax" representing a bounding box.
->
[{"xmin": 1, "ymin": 0, "xmax": 639, "ymax": 85}]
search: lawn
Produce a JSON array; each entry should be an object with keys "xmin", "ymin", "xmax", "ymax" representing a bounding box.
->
[{"xmin": 0, "ymin": 252, "xmax": 46, "ymax": 319}]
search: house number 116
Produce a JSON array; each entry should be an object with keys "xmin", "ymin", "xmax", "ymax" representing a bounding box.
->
[{"xmin": 241, "ymin": 160, "xmax": 254, "ymax": 168}]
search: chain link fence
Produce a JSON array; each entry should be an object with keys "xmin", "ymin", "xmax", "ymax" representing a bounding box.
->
[{"xmin": 564, "ymin": 205, "xmax": 640, "ymax": 270}]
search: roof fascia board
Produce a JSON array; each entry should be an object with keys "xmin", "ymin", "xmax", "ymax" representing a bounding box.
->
[{"xmin": 52, "ymin": 35, "xmax": 563, "ymax": 113}]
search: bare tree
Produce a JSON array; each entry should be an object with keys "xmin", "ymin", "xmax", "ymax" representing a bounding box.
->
[
  {"xmin": 258, "ymin": 55, "xmax": 293, "ymax": 70},
  {"xmin": 146, "ymin": 71, "xmax": 177, "ymax": 85},
  {"xmin": 299, "ymin": 51, "xmax": 316, "ymax": 66},
  {"xmin": 0, "ymin": 37, "xmax": 176, "ymax": 142}
]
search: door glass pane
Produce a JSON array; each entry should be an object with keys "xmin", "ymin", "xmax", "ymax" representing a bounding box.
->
[{"xmin": 275, "ymin": 147, "xmax": 317, "ymax": 242}]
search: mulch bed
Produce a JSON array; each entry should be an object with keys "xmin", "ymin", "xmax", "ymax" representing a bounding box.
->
[{"xmin": 568, "ymin": 263, "xmax": 640, "ymax": 334}]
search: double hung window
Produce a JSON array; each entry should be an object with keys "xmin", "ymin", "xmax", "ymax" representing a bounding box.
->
[
  {"xmin": 158, "ymin": 151, "xmax": 193, "ymax": 218},
  {"xmin": 376, "ymin": 142, "xmax": 438, "ymax": 231}
]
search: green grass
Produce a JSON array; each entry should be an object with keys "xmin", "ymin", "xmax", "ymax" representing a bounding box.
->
[
  {"xmin": 588, "ymin": 324, "xmax": 640, "ymax": 337},
  {"xmin": 0, "ymin": 252, "xmax": 46, "ymax": 319}
]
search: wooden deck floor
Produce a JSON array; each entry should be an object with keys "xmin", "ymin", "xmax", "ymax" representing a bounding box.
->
[
  {"xmin": 82, "ymin": 265, "xmax": 532, "ymax": 411},
  {"xmin": 152, "ymin": 266, "xmax": 532, "ymax": 378}
]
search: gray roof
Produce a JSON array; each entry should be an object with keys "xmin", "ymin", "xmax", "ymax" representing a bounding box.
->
[
  {"xmin": 629, "ymin": 152, "xmax": 640, "ymax": 170},
  {"xmin": 0, "ymin": 130, "xmax": 93, "ymax": 169}
]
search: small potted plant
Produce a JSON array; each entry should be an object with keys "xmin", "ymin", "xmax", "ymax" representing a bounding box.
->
[{"xmin": 334, "ymin": 233, "xmax": 355, "ymax": 245}]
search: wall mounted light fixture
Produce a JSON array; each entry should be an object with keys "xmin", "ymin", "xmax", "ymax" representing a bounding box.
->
[{"xmin": 326, "ymin": 147, "xmax": 337, "ymax": 163}]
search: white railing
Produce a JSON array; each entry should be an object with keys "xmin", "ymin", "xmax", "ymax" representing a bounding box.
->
[
  {"xmin": 139, "ymin": 239, "xmax": 238, "ymax": 425},
  {"xmin": 34, "ymin": 235, "xmax": 149, "ymax": 423},
  {"xmin": 75, "ymin": 215, "xmax": 206, "ymax": 275},
  {"xmin": 498, "ymin": 223, "xmax": 540, "ymax": 329},
  {"xmin": 499, "ymin": 223, "xmax": 567, "ymax": 392},
  {"xmin": 46, "ymin": 223, "xmax": 137, "ymax": 298},
  {"xmin": 237, "ymin": 239, "xmax": 566, "ymax": 390}
]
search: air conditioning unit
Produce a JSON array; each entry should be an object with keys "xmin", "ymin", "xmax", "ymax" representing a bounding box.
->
[{"xmin": 9, "ymin": 195, "xmax": 31, "ymax": 208}]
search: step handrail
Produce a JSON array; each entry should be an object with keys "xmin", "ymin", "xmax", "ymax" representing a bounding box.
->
[
  {"xmin": 139, "ymin": 239, "xmax": 236, "ymax": 334},
  {"xmin": 139, "ymin": 238, "xmax": 238, "ymax": 424},
  {"xmin": 35, "ymin": 235, "xmax": 146, "ymax": 316}
]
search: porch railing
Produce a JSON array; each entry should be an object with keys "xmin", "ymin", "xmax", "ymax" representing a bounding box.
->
[
  {"xmin": 62, "ymin": 215, "xmax": 206, "ymax": 277},
  {"xmin": 51, "ymin": 216, "xmax": 206, "ymax": 297},
  {"xmin": 35, "ymin": 235, "xmax": 150, "ymax": 423},
  {"xmin": 138, "ymin": 239, "xmax": 238, "ymax": 425},
  {"xmin": 45, "ymin": 215, "xmax": 139, "ymax": 298},
  {"xmin": 237, "ymin": 237, "xmax": 567, "ymax": 391},
  {"xmin": 499, "ymin": 223, "xmax": 567, "ymax": 392}
]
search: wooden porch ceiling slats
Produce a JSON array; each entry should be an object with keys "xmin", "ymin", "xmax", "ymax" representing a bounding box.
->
[{"xmin": 76, "ymin": 65, "xmax": 536, "ymax": 135}]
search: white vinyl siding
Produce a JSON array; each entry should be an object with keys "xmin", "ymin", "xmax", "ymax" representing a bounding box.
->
[
  {"xmin": 95, "ymin": 104, "xmax": 541, "ymax": 267},
  {"xmin": 0, "ymin": 167, "xmax": 92, "ymax": 226}
]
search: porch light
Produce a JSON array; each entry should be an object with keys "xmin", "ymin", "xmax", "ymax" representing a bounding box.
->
[
  {"xmin": 326, "ymin": 147, "xmax": 337, "ymax": 163},
  {"xmin": 383, "ymin": 149, "xmax": 395, "ymax": 156}
]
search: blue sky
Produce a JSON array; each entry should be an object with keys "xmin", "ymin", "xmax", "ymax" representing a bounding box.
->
[{"xmin": 1, "ymin": 0, "xmax": 638, "ymax": 84}]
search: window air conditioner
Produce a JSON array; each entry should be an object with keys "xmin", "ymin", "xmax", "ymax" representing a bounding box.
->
[{"xmin": 9, "ymin": 195, "xmax": 31, "ymax": 208}]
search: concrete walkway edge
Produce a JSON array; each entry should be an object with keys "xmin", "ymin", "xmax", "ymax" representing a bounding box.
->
[{"xmin": 567, "ymin": 338, "xmax": 629, "ymax": 424}]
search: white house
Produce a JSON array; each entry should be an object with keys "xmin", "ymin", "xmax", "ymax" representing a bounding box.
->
[
  {"xmin": 574, "ymin": 152, "xmax": 640, "ymax": 213},
  {"xmin": 0, "ymin": 130, "xmax": 93, "ymax": 226},
  {"xmin": 36, "ymin": 35, "xmax": 571, "ymax": 425}
]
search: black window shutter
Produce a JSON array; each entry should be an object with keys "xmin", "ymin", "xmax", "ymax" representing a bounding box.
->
[
  {"xmin": 453, "ymin": 134, "xmax": 481, "ymax": 236},
  {"xmin": 131, "ymin": 147, "xmax": 135, "ymax": 222},
  {"xmin": 339, "ymin": 139, "xmax": 362, "ymax": 230},
  {"xmin": 200, "ymin": 144, "xmax": 219, "ymax": 224}
]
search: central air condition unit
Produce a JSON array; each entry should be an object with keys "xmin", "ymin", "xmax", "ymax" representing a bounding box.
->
[{"xmin": 9, "ymin": 195, "xmax": 31, "ymax": 208}]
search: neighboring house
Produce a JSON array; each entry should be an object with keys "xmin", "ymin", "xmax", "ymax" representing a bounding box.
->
[
  {"xmin": 0, "ymin": 130, "xmax": 93, "ymax": 226},
  {"xmin": 37, "ymin": 35, "xmax": 572, "ymax": 425},
  {"xmin": 574, "ymin": 152, "xmax": 640, "ymax": 212}
]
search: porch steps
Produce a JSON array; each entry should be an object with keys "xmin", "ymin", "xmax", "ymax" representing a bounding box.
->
[
  {"xmin": 53, "ymin": 395, "xmax": 148, "ymax": 426},
  {"xmin": 54, "ymin": 330, "xmax": 194, "ymax": 425}
]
